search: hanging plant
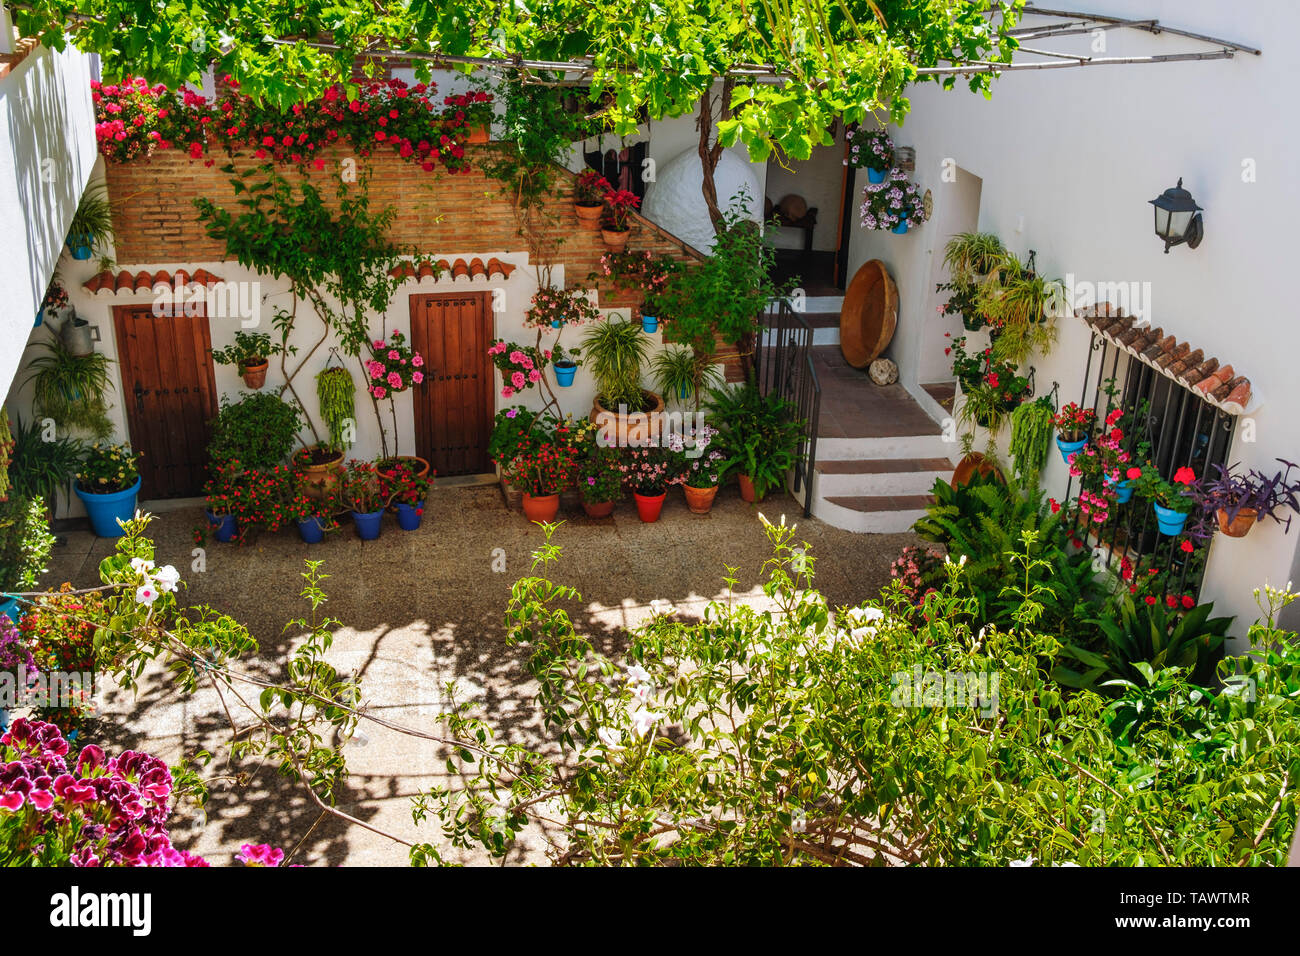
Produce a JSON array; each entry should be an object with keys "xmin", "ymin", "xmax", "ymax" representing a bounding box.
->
[
  {"xmin": 316, "ymin": 365, "xmax": 356, "ymax": 454},
  {"xmin": 525, "ymin": 286, "xmax": 602, "ymax": 329},
  {"xmin": 1008, "ymin": 397, "xmax": 1055, "ymax": 480},
  {"xmin": 23, "ymin": 329, "xmax": 114, "ymax": 438},
  {"xmin": 488, "ymin": 340, "xmax": 550, "ymax": 399},
  {"xmin": 844, "ymin": 126, "xmax": 893, "ymax": 173},
  {"xmin": 859, "ymin": 170, "xmax": 926, "ymax": 232}
]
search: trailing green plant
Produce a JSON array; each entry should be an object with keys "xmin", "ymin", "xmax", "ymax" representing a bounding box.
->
[
  {"xmin": 212, "ymin": 330, "xmax": 284, "ymax": 370},
  {"xmin": 0, "ymin": 409, "xmax": 11, "ymax": 502},
  {"xmin": 6, "ymin": 418, "xmax": 85, "ymax": 517},
  {"xmin": 1008, "ymin": 397, "xmax": 1055, "ymax": 481},
  {"xmin": 707, "ymin": 384, "xmax": 804, "ymax": 500},
  {"xmin": 66, "ymin": 183, "xmax": 115, "ymax": 253},
  {"xmin": 941, "ymin": 232, "xmax": 1007, "ymax": 286},
  {"xmin": 315, "ymin": 366, "xmax": 356, "ymax": 455},
  {"xmin": 0, "ymin": 495, "xmax": 55, "ymax": 593},
  {"xmin": 977, "ymin": 252, "xmax": 1063, "ymax": 364},
  {"xmin": 207, "ymin": 392, "xmax": 303, "ymax": 469},
  {"xmin": 1056, "ymin": 592, "xmax": 1233, "ymax": 691},
  {"xmin": 23, "ymin": 329, "xmax": 114, "ymax": 438},
  {"xmin": 582, "ymin": 319, "xmax": 652, "ymax": 411}
]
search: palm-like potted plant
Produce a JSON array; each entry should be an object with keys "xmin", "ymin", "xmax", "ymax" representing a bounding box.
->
[
  {"xmin": 574, "ymin": 169, "xmax": 612, "ymax": 229},
  {"xmin": 23, "ymin": 329, "xmax": 115, "ymax": 438},
  {"xmin": 651, "ymin": 346, "xmax": 723, "ymax": 408},
  {"xmin": 1196, "ymin": 460, "xmax": 1300, "ymax": 538},
  {"xmin": 976, "ymin": 251, "xmax": 1062, "ymax": 365},
  {"xmin": 213, "ymin": 331, "xmax": 283, "ymax": 390},
  {"xmin": 583, "ymin": 319, "xmax": 660, "ymax": 444}
]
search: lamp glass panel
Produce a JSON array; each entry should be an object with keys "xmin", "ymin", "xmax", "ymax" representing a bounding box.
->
[
  {"xmin": 1168, "ymin": 209, "xmax": 1194, "ymax": 239},
  {"xmin": 1153, "ymin": 206, "xmax": 1172, "ymax": 238}
]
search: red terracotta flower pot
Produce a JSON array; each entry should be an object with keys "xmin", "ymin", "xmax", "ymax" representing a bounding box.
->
[
  {"xmin": 575, "ymin": 203, "xmax": 603, "ymax": 229},
  {"xmin": 1217, "ymin": 506, "xmax": 1258, "ymax": 538},
  {"xmin": 466, "ymin": 124, "xmax": 489, "ymax": 144},
  {"xmin": 522, "ymin": 493, "xmax": 560, "ymax": 524},
  {"xmin": 683, "ymin": 484, "xmax": 718, "ymax": 514},
  {"xmin": 633, "ymin": 491, "xmax": 666, "ymax": 523},
  {"xmin": 582, "ymin": 500, "xmax": 615, "ymax": 519},
  {"xmin": 241, "ymin": 360, "xmax": 269, "ymax": 389},
  {"xmin": 738, "ymin": 475, "xmax": 759, "ymax": 503},
  {"xmin": 601, "ymin": 228, "xmax": 630, "ymax": 252}
]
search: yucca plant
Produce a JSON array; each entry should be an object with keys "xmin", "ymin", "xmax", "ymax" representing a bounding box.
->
[
  {"xmin": 650, "ymin": 346, "xmax": 722, "ymax": 409},
  {"xmin": 582, "ymin": 319, "xmax": 651, "ymax": 411},
  {"xmin": 23, "ymin": 330, "xmax": 114, "ymax": 438},
  {"xmin": 6, "ymin": 417, "xmax": 86, "ymax": 517}
]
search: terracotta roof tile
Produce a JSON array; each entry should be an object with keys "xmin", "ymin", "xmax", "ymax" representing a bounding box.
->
[
  {"xmin": 83, "ymin": 268, "xmax": 224, "ymax": 294},
  {"xmin": 387, "ymin": 256, "xmax": 516, "ymax": 282},
  {"xmin": 1077, "ymin": 305, "xmax": 1252, "ymax": 415}
]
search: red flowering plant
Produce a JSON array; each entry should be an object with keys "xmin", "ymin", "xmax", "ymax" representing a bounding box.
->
[
  {"xmin": 1130, "ymin": 463, "xmax": 1199, "ymax": 513},
  {"xmin": 365, "ymin": 330, "xmax": 425, "ymax": 400},
  {"xmin": 338, "ymin": 460, "xmax": 386, "ymax": 514},
  {"xmin": 592, "ymin": 250, "xmax": 679, "ymax": 297},
  {"xmin": 283, "ymin": 486, "xmax": 340, "ymax": 527},
  {"xmin": 889, "ymin": 545, "xmax": 947, "ymax": 606},
  {"xmin": 443, "ymin": 89, "xmax": 495, "ymax": 129},
  {"xmin": 90, "ymin": 77, "xmax": 194, "ymax": 162},
  {"xmin": 0, "ymin": 718, "xmax": 213, "ymax": 867},
  {"xmin": 379, "ymin": 461, "xmax": 430, "ymax": 507},
  {"xmin": 575, "ymin": 169, "xmax": 612, "ymax": 205},
  {"xmin": 524, "ymin": 286, "xmax": 601, "ymax": 330},
  {"xmin": 1051, "ymin": 402, "xmax": 1096, "ymax": 443},
  {"xmin": 601, "ymin": 188, "xmax": 641, "ymax": 232},
  {"xmin": 502, "ymin": 430, "xmax": 578, "ymax": 497},
  {"xmin": 18, "ymin": 585, "xmax": 105, "ymax": 735},
  {"xmin": 202, "ymin": 458, "xmax": 255, "ymax": 521},
  {"xmin": 1117, "ymin": 553, "xmax": 1202, "ymax": 610},
  {"xmin": 488, "ymin": 340, "xmax": 550, "ymax": 399}
]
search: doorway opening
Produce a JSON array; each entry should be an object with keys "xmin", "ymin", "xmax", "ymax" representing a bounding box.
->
[{"xmin": 764, "ymin": 125, "xmax": 853, "ymax": 296}]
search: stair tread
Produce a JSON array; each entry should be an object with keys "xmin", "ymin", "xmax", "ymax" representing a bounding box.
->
[
  {"xmin": 816, "ymin": 457, "xmax": 952, "ymax": 475},
  {"xmin": 824, "ymin": 494, "xmax": 935, "ymax": 512}
]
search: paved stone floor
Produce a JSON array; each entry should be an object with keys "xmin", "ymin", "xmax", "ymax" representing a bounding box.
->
[{"xmin": 41, "ymin": 483, "xmax": 921, "ymax": 866}]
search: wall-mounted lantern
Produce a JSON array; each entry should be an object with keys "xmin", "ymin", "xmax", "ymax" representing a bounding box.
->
[{"xmin": 1149, "ymin": 178, "xmax": 1203, "ymax": 253}]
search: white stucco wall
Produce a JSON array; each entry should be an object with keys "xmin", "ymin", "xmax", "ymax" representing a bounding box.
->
[
  {"xmin": 0, "ymin": 42, "xmax": 98, "ymax": 397},
  {"xmin": 844, "ymin": 1, "xmax": 1295, "ymax": 639}
]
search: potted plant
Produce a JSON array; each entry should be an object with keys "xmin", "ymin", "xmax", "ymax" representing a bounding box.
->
[
  {"xmin": 1130, "ymin": 463, "xmax": 1199, "ymax": 536},
  {"xmin": 1051, "ymin": 402, "xmax": 1096, "ymax": 463},
  {"xmin": 73, "ymin": 442, "xmax": 142, "ymax": 538},
  {"xmin": 577, "ymin": 445, "xmax": 622, "ymax": 519},
  {"xmin": 525, "ymin": 285, "xmax": 601, "ymax": 330},
  {"xmin": 213, "ymin": 330, "xmax": 283, "ymax": 389},
  {"xmin": 976, "ymin": 252, "xmax": 1063, "ymax": 365},
  {"xmin": 1196, "ymin": 460, "xmax": 1300, "ymax": 538},
  {"xmin": 0, "ymin": 616, "xmax": 35, "ymax": 726},
  {"xmin": 0, "ymin": 496, "xmax": 56, "ymax": 622},
  {"xmin": 201, "ymin": 458, "xmax": 251, "ymax": 542},
  {"xmin": 285, "ymin": 484, "xmax": 339, "ymax": 543},
  {"xmin": 208, "ymin": 392, "xmax": 303, "ymax": 469},
  {"xmin": 846, "ymin": 126, "xmax": 894, "ymax": 184},
  {"xmin": 339, "ymin": 460, "xmax": 386, "ymax": 540},
  {"xmin": 709, "ymin": 384, "xmax": 803, "ymax": 503},
  {"xmin": 673, "ymin": 425, "xmax": 727, "ymax": 514},
  {"xmin": 552, "ymin": 343, "xmax": 580, "ymax": 388},
  {"xmin": 23, "ymin": 328, "xmax": 115, "ymax": 438},
  {"xmin": 37, "ymin": 279, "xmax": 69, "ymax": 328},
  {"xmin": 651, "ymin": 346, "xmax": 722, "ymax": 408},
  {"xmin": 574, "ymin": 169, "xmax": 613, "ymax": 229},
  {"xmin": 503, "ymin": 432, "xmax": 577, "ymax": 524},
  {"xmin": 65, "ymin": 184, "xmax": 114, "ymax": 260},
  {"xmin": 600, "ymin": 187, "xmax": 640, "ymax": 252},
  {"xmin": 443, "ymin": 87, "xmax": 494, "ymax": 143},
  {"xmin": 625, "ymin": 445, "xmax": 676, "ymax": 522},
  {"xmin": 364, "ymin": 329, "xmax": 427, "ymax": 460},
  {"xmin": 859, "ymin": 170, "xmax": 926, "ymax": 234},
  {"xmin": 381, "ymin": 459, "xmax": 432, "ymax": 531},
  {"xmin": 583, "ymin": 319, "xmax": 661, "ymax": 445}
]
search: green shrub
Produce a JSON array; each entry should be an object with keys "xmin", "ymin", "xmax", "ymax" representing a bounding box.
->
[
  {"xmin": 0, "ymin": 495, "xmax": 55, "ymax": 592},
  {"xmin": 707, "ymin": 383, "xmax": 804, "ymax": 499},
  {"xmin": 207, "ymin": 392, "xmax": 303, "ymax": 469},
  {"xmin": 6, "ymin": 418, "xmax": 85, "ymax": 518}
]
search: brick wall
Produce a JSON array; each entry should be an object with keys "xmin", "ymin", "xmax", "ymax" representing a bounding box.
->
[{"xmin": 103, "ymin": 147, "xmax": 743, "ymax": 377}]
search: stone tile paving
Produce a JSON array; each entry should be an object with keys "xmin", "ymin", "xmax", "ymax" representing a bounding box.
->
[{"xmin": 41, "ymin": 483, "xmax": 921, "ymax": 866}]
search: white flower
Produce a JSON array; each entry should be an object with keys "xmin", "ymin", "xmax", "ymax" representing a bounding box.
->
[
  {"xmin": 626, "ymin": 664, "xmax": 651, "ymax": 684},
  {"xmin": 630, "ymin": 707, "xmax": 663, "ymax": 736},
  {"xmin": 130, "ymin": 557, "xmax": 155, "ymax": 575},
  {"xmin": 596, "ymin": 727, "xmax": 624, "ymax": 750},
  {"xmin": 152, "ymin": 565, "xmax": 181, "ymax": 592},
  {"xmin": 1008, "ymin": 857, "xmax": 1035, "ymax": 867},
  {"xmin": 135, "ymin": 584, "xmax": 159, "ymax": 605},
  {"xmin": 631, "ymin": 683, "xmax": 653, "ymax": 703}
]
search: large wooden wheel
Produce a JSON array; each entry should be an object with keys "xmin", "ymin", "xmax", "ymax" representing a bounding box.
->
[{"xmin": 839, "ymin": 259, "xmax": 897, "ymax": 369}]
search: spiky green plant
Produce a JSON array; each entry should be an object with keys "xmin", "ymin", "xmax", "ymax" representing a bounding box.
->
[
  {"xmin": 23, "ymin": 331, "xmax": 114, "ymax": 438},
  {"xmin": 582, "ymin": 319, "xmax": 651, "ymax": 411},
  {"xmin": 67, "ymin": 183, "xmax": 115, "ymax": 253},
  {"xmin": 942, "ymin": 232, "xmax": 1007, "ymax": 285},
  {"xmin": 6, "ymin": 417, "xmax": 86, "ymax": 518},
  {"xmin": 650, "ymin": 346, "xmax": 723, "ymax": 409}
]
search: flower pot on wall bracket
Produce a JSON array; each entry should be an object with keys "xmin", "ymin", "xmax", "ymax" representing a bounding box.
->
[
  {"xmin": 601, "ymin": 228, "xmax": 630, "ymax": 252},
  {"xmin": 1217, "ymin": 506, "xmax": 1258, "ymax": 538},
  {"xmin": 575, "ymin": 203, "xmax": 604, "ymax": 229},
  {"xmin": 867, "ymin": 167, "xmax": 887, "ymax": 184},
  {"xmin": 66, "ymin": 233, "xmax": 93, "ymax": 259},
  {"xmin": 1104, "ymin": 476, "xmax": 1134, "ymax": 504},
  {"xmin": 241, "ymin": 360, "xmax": 269, "ymax": 389},
  {"xmin": 891, "ymin": 217, "xmax": 909, "ymax": 235},
  {"xmin": 641, "ymin": 315, "xmax": 659, "ymax": 334},
  {"xmin": 554, "ymin": 362, "xmax": 577, "ymax": 387},
  {"xmin": 1153, "ymin": 503, "xmax": 1190, "ymax": 536},
  {"xmin": 1057, "ymin": 436, "xmax": 1088, "ymax": 465}
]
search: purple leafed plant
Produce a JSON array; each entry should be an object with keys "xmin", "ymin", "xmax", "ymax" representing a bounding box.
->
[{"xmin": 1196, "ymin": 459, "xmax": 1300, "ymax": 532}]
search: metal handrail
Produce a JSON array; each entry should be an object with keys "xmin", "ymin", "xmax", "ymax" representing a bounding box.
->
[{"xmin": 755, "ymin": 300, "xmax": 822, "ymax": 517}]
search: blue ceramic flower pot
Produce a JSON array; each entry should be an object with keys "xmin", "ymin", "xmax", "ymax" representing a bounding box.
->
[
  {"xmin": 0, "ymin": 596, "xmax": 20, "ymax": 624},
  {"xmin": 554, "ymin": 362, "xmax": 577, "ymax": 387},
  {"xmin": 1153, "ymin": 503, "xmax": 1189, "ymax": 536},
  {"xmin": 396, "ymin": 501, "xmax": 423, "ymax": 531},
  {"xmin": 1106, "ymin": 478, "xmax": 1134, "ymax": 504},
  {"xmin": 297, "ymin": 517, "xmax": 326, "ymax": 543},
  {"xmin": 75, "ymin": 476, "xmax": 142, "ymax": 538},
  {"xmin": 352, "ymin": 508, "xmax": 384, "ymax": 540},
  {"xmin": 34, "ymin": 309, "xmax": 43, "ymax": 327},
  {"xmin": 66, "ymin": 233, "xmax": 93, "ymax": 259},
  {"xmin": 891, "ymin": 217, "xmax": 909, "ymax": 235},
  {"xmin": 551, "ymin": 319, "xmax": 561, "ymax": 329},
  {"xmin": 867, "ymin": 167, "xmax": 887, "ymax": 184},
  {"xmin": 642, "ymin": 315, "xmax": 659, "ymax": 334},
  {"xmin": 1057, "ymin": 436, "xmax": 1088, "ymax": 465},
  {"xmin": 205, "ymin": 510, "xmax": 238, "ymax": 542}
]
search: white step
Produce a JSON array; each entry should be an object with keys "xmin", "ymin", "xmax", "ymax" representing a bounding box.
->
[
  {"xmin": 810, "ymin": 495, "xmax": 932, "ymax": 534},
  {"xmin": 816, "ymin": 434, "xmax": 957, "ymax": 461},
  {"xmin": 810, "ymin": 458, "xmax": 952, "ymax": 498}
]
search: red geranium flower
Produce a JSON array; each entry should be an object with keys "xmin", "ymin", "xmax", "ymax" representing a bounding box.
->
[
  {"xmin": 1181, "ymin": 595, "xmax": 1195, "ymax": 609},
  {"xmin": 1180, "ymin": 540, "xmax": 1194, "ymax": 553},
  {"xmin": 1173, "ymin": 466, "xmax": 1196, "ymax": 485}
]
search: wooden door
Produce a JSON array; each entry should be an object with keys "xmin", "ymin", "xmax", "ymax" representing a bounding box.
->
[
  {"xmin": 112, "ymin": 304, "xmax": 219, "ymax": 499},
  {"xmin": 409, "ymin": 292, "xmax": 494, "ymax": 476}
]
